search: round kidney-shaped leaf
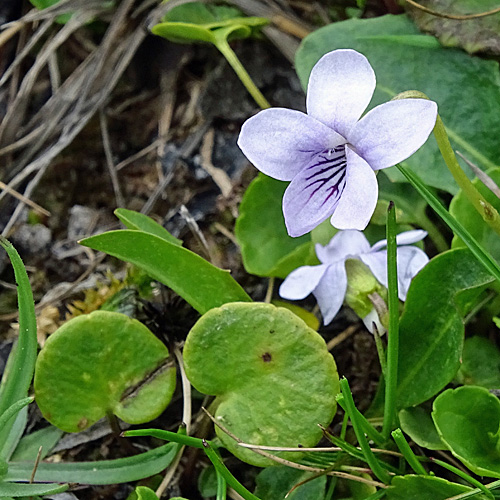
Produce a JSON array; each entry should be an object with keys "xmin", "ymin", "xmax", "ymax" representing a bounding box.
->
[
  {"xmin": 183, "ymin": 302, "xmax": 339, "ymax": 466},
  {"xmin": 35, "ymin": 311, "xmax": 176, "ymax": 432},
  {"xmin": 432, "ymin": 386, "xmax": 500, "ymax": 477}
]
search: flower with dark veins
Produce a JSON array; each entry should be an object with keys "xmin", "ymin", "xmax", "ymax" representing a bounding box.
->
[
  {"xmin": 237, "ymin": 49, "xmax": 438, "ymax": 237},
  {"xmin": 279, "ymin": 229, "xmax": 429, "ymax": 326}
]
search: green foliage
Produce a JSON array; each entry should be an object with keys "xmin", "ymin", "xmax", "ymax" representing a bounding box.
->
[
  {"xmin": 0, "ymin": 481, "xmax": 68, "ymax": 497},
  {"xmin": 387, "ymin": 475, "xmax": 488, "ymax": 499},
  {"xmin": 34, "ymin": 311, "xmax": 176, "ymax": 432},
  {"xmin": 134, "ymin": 486, "xmax": 159, "ymax": 500},
  {"xmin": 409, "ymin": 0, "xmax": 500, "ymax": 55},
  {"xmin": 295, "ymin": 15, "xmax": 500, "ymax": 194},
  {"xmin": 115, "ymin": 207, "xmax": 183, "ymax": 246},
  {"xmin": 80, "ymin": 225, "xmax": 251, "ymax": 315},
  {"xmin": 152, "ymin": 2, "xmax": 268, "ymax": 45},
  {"xmin": 399, "ymin": 406, "xmax": 446, "ymax": 450},
  {"xmin": 255, "ymin": 466, "xmax": 326, "ymax": 500},
  {"xmin": 432, "ymin": 386, "xmax": 500, "ymax": 477},
  {"xmin": 456, "ymin": 336, "xmax": 500, "ymax": 388},
  {"xmin": 183, "ymin": 302, "xmax": 339, "ymax": 466},
  {"xmin": 9, "ymin": 426, "xmax": 63, "ymax": 462},
  {"xmin": 235, "ymin": 174, "xmax": 317, "ymax": 278},
  {"xmin": 397, "ymin": 249, "xmax": 494, "ymax": 409},
  {"xmin": 450, "ymin": 167, "xmax": 500, "ymax": 261},
  {"xmin": 5, "ymin": 443, "xmax": 179, "ymax": 484},
  {"xmin": 0, "ymin": 239, "xmax": 37, "ymax": 460}
]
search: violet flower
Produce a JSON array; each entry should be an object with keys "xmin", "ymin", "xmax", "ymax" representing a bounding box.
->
[
  {"xmin": 237, "ymin": 49, "xmax": 438, "ymax": 237},
  {"xmin": 279, "ymin": 229, "xmax": 429, "ymax": 325}
]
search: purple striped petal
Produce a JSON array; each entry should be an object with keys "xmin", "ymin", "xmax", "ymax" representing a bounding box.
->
[
  {"xmin": 348, "ymin": 99, "xmax": 438, "ymax": 171},
  {"xmin": 283, "ymin": 146, "xmax": 348, "ymax": 237},
  {"xmin": 330, "ymin": 147, "xmax": 378, "ymax": 230},
  {"xmin": 307, "ymin": 49, "xmax": 376, "ymax": 137},
  {"xmin": 237, "ymin": 108, "xmax": 345, "ymax": 181}
]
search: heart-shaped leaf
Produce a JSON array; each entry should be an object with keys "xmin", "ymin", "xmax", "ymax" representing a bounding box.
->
[
  {"xmin": 455, "ymin": 336, "xmax": 500, "ymax": 389},
  {"xmin": 397, "ymin": 249, "xmax": 494, "ymax": 409},
  {"xmin": 399, "ymin": 406, "xmax": 446, "ymax": 450},
  {"xmin": 183, "ymin": 302, "xmax": 339, "ymax": 466},
  {"xmin": 433, "ymin": 386, "xmax": 500, "ymax": 477},
  {"xmin": 34, "ymin": 311, "xmax": 176, "ymax": 432},
  {"xmin": 235, "ymin": 174, "xmax": 317, "ymax": 278},
  {"xmin": 387, "ymin": 475, "xmax": 489, "ymax": 500},
  {"xmin": 295, "ymin": 15, "xmax": 500, "ymax": 194}
]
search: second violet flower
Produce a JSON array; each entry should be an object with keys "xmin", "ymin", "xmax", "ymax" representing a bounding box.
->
[
  {"xmin": 279, "ymin": 229, "xmax": 429, "ymax": 327},
  {"xmin": 237, "ymin": 49, "xmax": 438, "ymax": 237}
]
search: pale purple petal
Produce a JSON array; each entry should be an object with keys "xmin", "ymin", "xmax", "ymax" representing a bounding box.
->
[
  {"xmin": 307, "ymin": 49, "xmax": 376, "ymax": 137},
  {"xmin": 396, "ymin": 246, "xmax": 429, "ymax": 300},
  {"xmin": 279, "ymin": 264, "xmax": 329, "ymax": 300},
  {"xmin": 360, "ymin": 247, "xmax": 429, "ymax": 301},
  {"xmin": 283, "ymin": 147, "xmax": 348, "ymax": 237},
  {"xmin": 316, "ymin": 230, "xmax": 370, "ymax": 264},
  {"xmin": 359, "ymin": 251, "xmax": 387, "ymax": 291},
  {"xmin": 348, "ymin": 99, "xmax": 438, "ymax": 171},
  {"xmin": 238, "ymin": 108, "xmax": 345, "ymax": 181},
  {"xmin": 312, "ymin": 262, "xmax": 348, "ymax": 325},
  {"xmin": 370, "ymin": 230, "xmax": 427, "ymax": 252},
  {"xmin": 362, "ymin": 308, "xmax": 386, "ymax": 336},
  {"xmin": 330, "ymin": 147, "xmax": 378, "ymax": 230}
]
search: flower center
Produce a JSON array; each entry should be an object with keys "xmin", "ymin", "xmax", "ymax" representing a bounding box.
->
[{"xmin": 304, "ymin": 146, "xmax": 347, "ymax": 206}]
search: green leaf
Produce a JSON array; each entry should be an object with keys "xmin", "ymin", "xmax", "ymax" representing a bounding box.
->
[
  {"xmin": 396, "ymin": 249, "xmax": 495, "ymax": 409},
  {"xmin": 0, "ymin": 238, "xmax": 37, "ymax": 458},
  {"xmin": 375, "ymin": 172, "xmax": 429, "ymax": 226},
  {"xmin": 409, "ymin": 0, "xmax": 500, "ymax": 55},
  {"xmin": 235, "ymin": 174, "xmax": 316, "ymax": 278},
  {"xmin": 10, "ymin": 426, "xmax": 63, "ymax": 462},
  {"xmin": 295, "ymin": 15, "xmax": 500, "ymax": 194},
  {"xmin": 0, "ymin": 399, "xmax": 33, "ymax": 439},
  {"xmin": 450, "ymin": 167, "xmax": 500, "ymax": 260},
  {"xmin": 399, "ymin": 406, "xmax": 446, "ymax": 450},
  {"xmin": 432, "ymin": 386, "xmax": 500, "ymax": 477},
  {"xmin": 183, "ymin": 302, "xmax": 339, "ymax": 466},
  {"xmin": 455, "ymin": 336, "xmax": 500, "ymax": 389},
  {"xmin": 80, "ymin": 230, "xmax": 251, "ymax": 314},
  {"xmin": 34, "ymin": 311, "xmax": 176, "ymax": 432},
  {"xmin": 151, "ymin": 2, "xmax": 267, "ymax": 45},
  {"xmin": 387, "ymin": 475, "xmax": 489, "ymax": 500},
  {"xmin": 6, "ymin": 443, "xmax": 178, "ymax": 484},
  {"xmin": 135, "ymin": 486, "xmax": 159, "ymax": 500},
  {"xmin": 115, "ymin": 208, "xmax": 182, "ymax": 246},
  {"xmin": 255, "ymin": 466, "xmax": 326, "ymax": 500},
  {"xmin": 0, "ymin": 481, "xmax": 68, "ymax": 497}
]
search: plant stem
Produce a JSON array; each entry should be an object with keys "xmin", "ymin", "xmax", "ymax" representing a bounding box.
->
[
  {"xmin": 391, "ymin": 429, "xmax": 427, "ymax": 475},
  {"xmin": 339, "ymin": 378, "xmax": 391, "ymax": 484},
  {"xmin": 433, "ymin": 116, "xmax": 500, "ymax": 236},
  {"xmin": 215, "ymin": 39, "xmax": 270, "ymax": 110},
  {"xmin": 383, "ymin": 202, "xmax": 399, "ymax": 440},
  {"xmin": 417, "ymin": 211, "xmax": 448, "ymax": 253}
]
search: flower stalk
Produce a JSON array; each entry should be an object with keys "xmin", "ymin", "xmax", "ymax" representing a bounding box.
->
[
  {"xmin": 215, "ymin": 36, "xmax": 270, "ymax": 110},
  {"xmin": 394, "ymin": 90, "xmax": 500, "ymax": 238},
  {"xmin": 383, "ymin": 202, "xmax": 399, "ymax": 440}
]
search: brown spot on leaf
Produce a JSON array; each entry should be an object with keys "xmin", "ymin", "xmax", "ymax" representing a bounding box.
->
[
  {"xmin": 261, "ymin": 352, "xmax": 272, "ymax": 363},
  {"xmin": 77, "ymin": 417, "xmax": 89, "ymax": 430},
  {"xmin": 269, "ymin": 329, "xmax": 275, "ymax": 334}
]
